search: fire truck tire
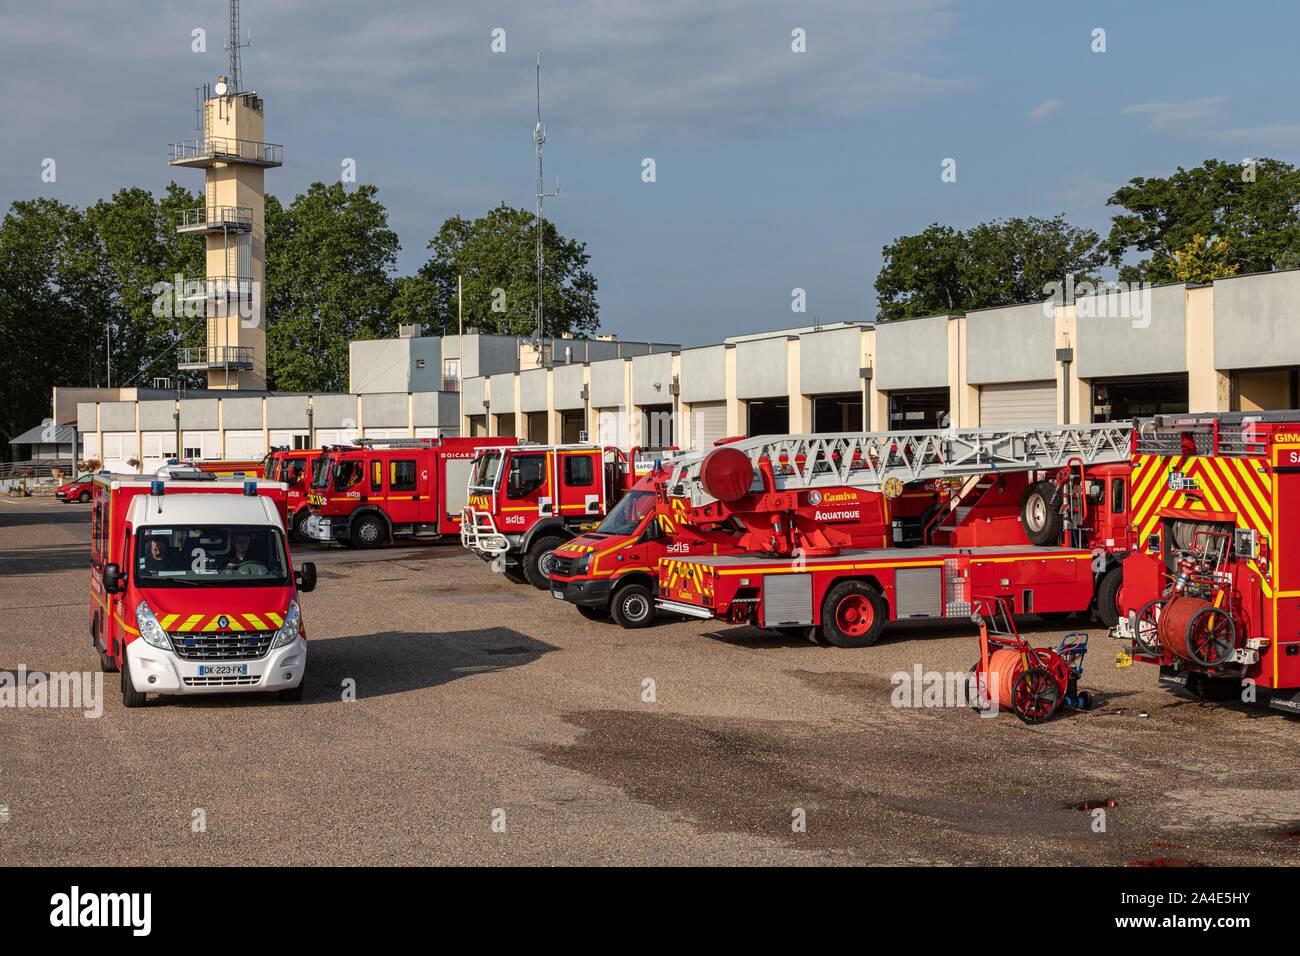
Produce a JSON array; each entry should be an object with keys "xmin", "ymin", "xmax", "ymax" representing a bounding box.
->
[
  {"xmin": 610, "ymin": 583, "xmax": 656, "ymax": 629},
  {"xmin": 523, "ymin": 536, "xmax": 565, "ymax": 589},
  {"xmin": 501, "ymin": 564, "xmax": 528, "ymax": 585},
  {"xmin": 1020, "ymin": 481, "xmax": 1063, "ymax": 546},
  {"xmin": 291, "ymin": 509, "xmax": 310, "ymax": 543},
  {"xmin": 351, "ymin": 514, "xmax": 387, "ymax": 550},
  {"xmin": 820, "ymin": 581, "xmax": 887, "ymax": 648},
  {"xmin": 576, "ymin": 604, "xmax": 610, "ymax": 622},
  {"xmin": 78, "ymin": 490, "xmax": 91, "ymax": 503},
  {"xmin": 1095, "ymin": 565, "xmax": 1123, "ymax": 627},
  {"xmin": 121, "ymin": 652, "xmax": 147, "ymax": 708}
]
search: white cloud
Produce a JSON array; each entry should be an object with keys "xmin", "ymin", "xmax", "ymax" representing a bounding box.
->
[
  {"xmin": 1121, "ymin": 96, "xmax": 1227, "ymax": 133},
  {"xmin": 1027, "ymin": 98, "xmax": 1062, "ymax": 121}
]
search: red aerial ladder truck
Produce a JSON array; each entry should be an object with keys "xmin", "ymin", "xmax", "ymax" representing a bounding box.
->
[
  {"xmin": 550, "ymin": 439, "xmax": 940, "ymax": 628},
  {"xmin": 1114, "ymin": 410, "xmax": 1300, "ymax": 713},
  {"xmin": 460, "ymin": 444, "xmax": 651, "ymax": 588},
  {"xmin": 644, "ymin": 423, "xmax": 1135, "ymax": 646},
  {"xmin": 305, "ymin": 436, "xmax": 516, "ymax": 548}
]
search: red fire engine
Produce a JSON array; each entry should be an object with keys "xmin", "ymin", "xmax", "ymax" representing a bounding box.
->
[
  {"xmin": 89, "ymin": 471, "xmax": 317, "ymax": 707},
  {"xmin": 264, "ymin": 446, "xmax": 329, "ymax": 541},
  {"xmin": 641, "ymin": 424, "xmax": 1135, "ymax": 646},
  {"xmin": 460, "ymin": 444, "xmax": 648, "ymax": 588},
  {"xmin": 548, "ymin": 443, "xmax": 935, "ymax": 627},
  {"xmin": 1114, "ymin": 411, "xmax": 1300, "ymax": 713},
  {"xmin": 305, "ymin": 437, "xmax": 517, "ymax": 548}
]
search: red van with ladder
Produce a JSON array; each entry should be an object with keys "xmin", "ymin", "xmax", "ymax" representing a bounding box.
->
[
  {"xmin": 305, "ymin": 436, "xmax": 517, "ymax": 548},
  {"xmin": 89, "ymin": 471, "xmax": 317, "ymax": 707}
]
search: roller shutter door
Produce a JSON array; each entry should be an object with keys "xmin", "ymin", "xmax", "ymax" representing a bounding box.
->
[
  {"xmin": 979, "ymin": 381, "xmax": 1057, "ymax": 427},
  {"xmin": 690, "ymin": 401, "xmax": 727, "ymax": 450}
]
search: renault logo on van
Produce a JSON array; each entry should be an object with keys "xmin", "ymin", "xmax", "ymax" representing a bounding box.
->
[{"xmin": 217, "ymin": 615, "xmax": 229, "ymax": 629}]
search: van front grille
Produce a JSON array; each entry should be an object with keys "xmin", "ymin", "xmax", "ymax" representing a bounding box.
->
[{"xmin": 170, "ymin": 631, "xmax": 276, "ymax": 661}]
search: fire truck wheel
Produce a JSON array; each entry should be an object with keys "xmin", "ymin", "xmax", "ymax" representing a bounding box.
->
[
  {"xmin": 1095, "ymin": 565, "xmax": 1123, "ymax": 628},
  {"xmin": 291, "ymin": 509, "xmax": 310, "ymax": 543},
  {"xmin": 610, "ymin": 583, "xmax": 656, "ymax": 629},
  {"xmin": 576, "ymin": 604, "xmax": 610, "ymax": 622},
  {"xmin": 501, "ymin": 564, "xmax": 528, "ymax": 585},
  {"xmin": 1020, "ymin": 481, "xmax": 1064, "ymax": 546},
  {"xmin": 821, "ymin": 581, "xmax": 887, "ymax": 648},
  {"xmin": 351, "ymin": 514, "xmax": 387, "ymax": 550},
  {"xmin": 120, "ymin": 652, "xmax": 147, "ymax": 708},
  {"xmin": 93, "ymin": 616, "xmax": 118, "ymax": 673},
  {"xmin": 78, "ymin": 490, "xmax": 91, "ymax": 503},
  {"xmin": 523, "ymin": 536, "xmax": 566, "ymax": 590}
]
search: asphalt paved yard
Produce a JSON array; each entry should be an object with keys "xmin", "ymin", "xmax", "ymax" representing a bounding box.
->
[{"xmin": 3, "ymin": 495, "xmax": 1300, "ymax": 866}]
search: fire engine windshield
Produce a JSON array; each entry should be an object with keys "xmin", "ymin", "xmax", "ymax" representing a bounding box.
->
[
  {"xmin": 133, "ymin": 525, "xmax": 290, "ymax": 588},
  {"xmin": 594, "ymin": 490, "xmax": 656, "ymax": 536},
  {"xmin": 310, "ymin": 457, "xmax": 333, "ymax": 490},
  {"xmin": 469, "ymin": 450, "xmax": 503, "ymax": 490}
]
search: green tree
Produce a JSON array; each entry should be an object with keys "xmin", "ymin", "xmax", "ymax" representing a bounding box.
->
[
  {"xmin": 417, "ymin": 203, "xmax": 599, "ymax": 337},
  {"xmin": 875, "ymin": 216, "xmax": 1104, "ymax": 320},
  {"xmin": 1169, "ymin": 233, "xmax": 1241, "ymax": 284},
  {"xmin": 1104, "ymin": 157, "xmax": 1300, "ymax": 282},
  {"xmin": 264, "ymin": 183, "xmax": 401, "ymax": 391}
]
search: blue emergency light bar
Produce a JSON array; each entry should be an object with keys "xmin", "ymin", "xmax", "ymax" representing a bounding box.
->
[
  {"xmin": 150, "ymin": 480, "xmax": 165, "ymax": 496},
  {"xmin": 243, "ymin": 481, "xmax": 257, "ymax": 496}
]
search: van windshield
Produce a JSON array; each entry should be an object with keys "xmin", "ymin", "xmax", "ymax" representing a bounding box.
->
[
  {"xmin": 134, "ymin": 525, "xmax": 290, "ymax": 588},
  {"xmin": 595, "ymin": 490, "xmax": 656, "ymax": 537}
]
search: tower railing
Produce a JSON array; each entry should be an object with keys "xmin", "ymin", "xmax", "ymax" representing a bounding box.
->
[
  {"xmin": 168, "ymin": 136, "xmax": 283, "ymax": 167},
  {"xmin": 176, "ymin": 205, "xmax": 253, "ymax": 232}
]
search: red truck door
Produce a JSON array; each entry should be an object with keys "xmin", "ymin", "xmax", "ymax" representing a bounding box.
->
[
  {"xmin": 383, "ymin": 452, "xmax": 427, "ymax": 526},
  {"xmin": 556, "ymin": 449, "xmax": 604, "ymax": 519},
  {"xmin": 502, "ymin": 450, "xmax": 550, "ymax": 526}
]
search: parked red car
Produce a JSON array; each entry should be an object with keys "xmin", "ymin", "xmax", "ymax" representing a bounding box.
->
[{"xmin": 56, "ymin": 474, "xmax": 96, "ymax": 503}]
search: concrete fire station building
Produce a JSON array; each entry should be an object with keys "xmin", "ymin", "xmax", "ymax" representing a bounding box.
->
[{"xmin": 68, "ymin": 267, "xmax": 1300, "ymax": 472}]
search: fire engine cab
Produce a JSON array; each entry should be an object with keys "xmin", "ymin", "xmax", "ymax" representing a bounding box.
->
[
  {"xmin": 264, "ymin": 446, "xmax": 328, "ymax": 541},
  {"xmin": 305, "ymin": 437, "xmax": 517, "ymax": 548},
  {"xmin": 1114, "ymin": 411, "xmax": 1300, "ymax": 712},
  {"xmin": 460, "ymin": 444, "xmax": 648, "ymax": 588},
  {"xmin": 88, "ymin": 471, "xmax": 317, "ymax": 708}
]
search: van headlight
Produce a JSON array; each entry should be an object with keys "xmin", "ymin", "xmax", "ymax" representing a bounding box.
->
[
  {"xmin": 135, "ymin": 601, "xmax": 173, "ymax": 651},
  {"xmin": 574, "ymin": 553, "xmax": 591, "ymax": 575},
  {"xmin": 272, "ymin": 600, "xmax": 301, "ymax": 648}
]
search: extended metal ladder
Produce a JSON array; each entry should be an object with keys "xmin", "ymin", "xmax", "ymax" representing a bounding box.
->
[{"xmin": 666, "ymin": 423, "xmax": 1133, "ymax": 507}]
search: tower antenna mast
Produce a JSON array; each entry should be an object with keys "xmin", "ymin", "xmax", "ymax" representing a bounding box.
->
[
  {"xmin": 533, "ymin": 54, "xmax": 559, "ymax": 361},
  {"xmin": 225, "ymin": 0, "xmax": 251, "ymax": 93}
]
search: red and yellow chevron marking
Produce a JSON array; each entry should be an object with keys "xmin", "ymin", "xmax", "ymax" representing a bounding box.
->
[
  {"xmin": 660, "ymin": 558, "xmax": 715, "ymax": 602},
  {"xmin": 556, "ymin": 543, "xmax": 597, "ymax": 556},
  {"xmin": 1130, "ymin": 452, "xmax": 1273, "ymax": 592},
  {"xmin": 155, "ymin": 611, "xmax": 285, "ymax": 633}
]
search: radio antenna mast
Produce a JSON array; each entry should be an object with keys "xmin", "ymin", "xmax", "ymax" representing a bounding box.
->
[
  {"xmin": 225, "ymin": 0, "xmax": 250, "ymax": 93},
  {"xmin": 533, "ymin": 54, "xmax": 559, "ymax": 362}
]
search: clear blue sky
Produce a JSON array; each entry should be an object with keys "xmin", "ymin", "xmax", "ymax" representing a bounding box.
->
[{"xmin": 3, "ymin": 0, "xmax": 1298, "ymax": 345}]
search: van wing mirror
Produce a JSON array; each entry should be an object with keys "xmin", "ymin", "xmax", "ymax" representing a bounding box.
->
[
  {"xmin": 296, "ymin": 561, "xmax": 317, "ymax": 593},
  {"xmin": 102, "ymin": 563, "xmax": 125, "ymax": 594}
]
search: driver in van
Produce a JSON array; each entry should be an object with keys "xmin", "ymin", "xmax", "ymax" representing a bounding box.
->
[
  {"xmin": 142, "ymin": 535, "xmax": 175, "ymax": 573},
  {"xmin": 223, "ymin": 531, "xmax": 256, "ymax": 571}
]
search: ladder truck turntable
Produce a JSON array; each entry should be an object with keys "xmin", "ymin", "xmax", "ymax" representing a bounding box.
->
[
  {"xmin": 1113, "ymin": 410, "xmax": 1300, "ymax": 713},
  {"xmin": 460, "ymin": 443, "xmax": 655, "ymax": 589},
  {"xmin": 645, "ymin": 422, "xmax": 1136, "ymax": 647}
]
